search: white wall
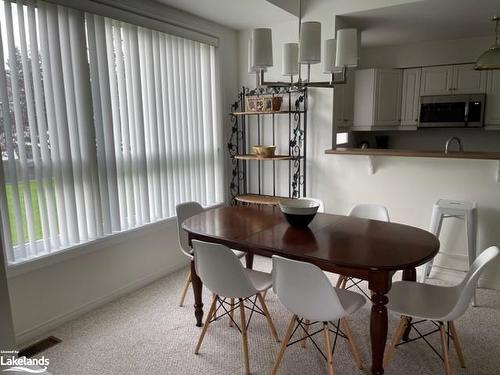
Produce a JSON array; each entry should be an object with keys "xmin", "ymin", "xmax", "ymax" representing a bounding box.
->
[
  {"xmin": 6, "ymin": 0, "xmax": 239, "ymax": 346},
  {"xmin": 8, "ymin": 221, "xmax": 187, "ymax": 345},
  {"xmin": 238, "ymin": 26, "xmax": 500, "ymax": 288}
]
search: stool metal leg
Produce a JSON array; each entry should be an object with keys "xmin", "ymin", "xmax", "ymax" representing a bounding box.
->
[
  {"xmin": 423, "ymin": 210, "xmax": 443, "ymax": 281},
  {"xmin": 466, "ymin": 210, "xmax": 478, "ymax": 306}
]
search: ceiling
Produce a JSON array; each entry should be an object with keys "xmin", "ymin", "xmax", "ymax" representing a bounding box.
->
[
  {"xmin": 151, "ymin": 0, "xmax": 500, "ymax": 47},
  {"xmin": 151, "ymin": 0, "xmax": 424, "ymax": 30},
  {"xmin": 340, "ymin": 0, "xmax": 500, "ymax": 47},
  {"xmin": 150, "ymin": 0, "xmax": 297, "ymax": 30}
]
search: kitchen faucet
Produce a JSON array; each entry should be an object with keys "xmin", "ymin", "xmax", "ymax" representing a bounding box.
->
[{"xmin": 445, "ymin": 137, "xmax": 463, "ymax": 154}]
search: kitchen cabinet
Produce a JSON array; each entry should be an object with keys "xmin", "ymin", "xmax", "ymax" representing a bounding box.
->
[
  {"xmin": 333, "ymin": 69, "xmax": 354, "ymax": 130},
  {"xmin": 400, "ymin": 68, "xmax": 421, "ymax": 127},
  {"xmin": 421, "ymin": 64, "xmax": 487, "ymax": 96},
  {"xmin": 353, "ymin": 68, "xmax": 402, "ymax": 129},
  {"xmin": 485, "ymin": 70, "xmax": 500, "ymax": 127}
]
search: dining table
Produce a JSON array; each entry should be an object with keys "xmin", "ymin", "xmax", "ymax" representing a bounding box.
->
[{"xmin": 182, "ymin": 204, "xmax": 440, "ymax": 375}]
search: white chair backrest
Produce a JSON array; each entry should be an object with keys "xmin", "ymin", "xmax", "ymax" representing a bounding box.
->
[
  {"xmin": 176, "ymin": 202, "xmax": 204, "ymax": 258},
  {"xmin": 272, "ymin": 255, "xmax": 347, "ymax": 322},
  {"xmin": 302, "ymin": 197, "xmax": 325, "ymax": 213},
  {"xmin": 444, "ymin": 246, "xmax": 499, "ymax": 321},
  {"xmin": 192, "ymin": 240, "xmax": 258, "ymax": 299},
  {"xmin": 348, "ymin": 203, "xmax": 390, "ymax": 222}
]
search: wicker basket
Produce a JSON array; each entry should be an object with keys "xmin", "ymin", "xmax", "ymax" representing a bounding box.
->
[{"xmin": 245, "ymin": 95, "xmax": 283, "ymax": 112}]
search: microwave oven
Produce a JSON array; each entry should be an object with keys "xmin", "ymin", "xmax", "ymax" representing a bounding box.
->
[{"xmin": 418, "ymin": 94, "xmax": 485, "ymax": 128}]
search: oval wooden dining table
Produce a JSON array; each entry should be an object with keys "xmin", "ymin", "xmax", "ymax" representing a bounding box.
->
[{"xmin": 182, "ymin": 205, "xmax": 439, "ymax": 375}]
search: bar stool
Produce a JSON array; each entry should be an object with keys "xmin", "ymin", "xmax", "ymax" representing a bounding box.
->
[{"xmin": 422, "ymin": 199, "xmax": 478, "ymax": 305}]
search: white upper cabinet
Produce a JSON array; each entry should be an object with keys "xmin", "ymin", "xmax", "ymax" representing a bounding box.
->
[
  {"xmin": 485, "ymin": 70, "xmax": 500, "ymax": 127},
  {"xmin": 353, "ymin": 68, "xmax": 402, "ymax": 129},
  {"xmin": 400, "ymin": 68, "xmax": 422, "ymax": 127},
  {"xmin": 421, "ymin": 64, "xmax": 487, "ymax": 96},
  {"xmin": 333, "ymin": 69, "xmax": 355, "ymax": 129},
  {"xmin": 420, "ymin": 65, "xmax": 453, "ymax": 96},
  {"xmin": 453, "ymin": 64, "xmax": 487, "ymax": 93}
]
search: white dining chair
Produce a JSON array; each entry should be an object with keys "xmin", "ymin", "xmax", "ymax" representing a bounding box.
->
[
  {"xmin": 192, "ymin": 240, "xmax": 279, "ymax": 375},
  {"xmin": 336, "ymin": 203, "xmax": 390, "ymax": 297},
  {"xmin": 271, "ymin": 255, "xmax": 365, "ymax": 375},
  {"xmin": 384, "ymin": 246, "xmax": 499, "ymax": 375},
  {"xmin": 176, "ymin": 202, "xmax": 245, "ymax": 306},
  {"xmin": 259, "ymin": 197, "xmax": 324, "ymax": 300}
]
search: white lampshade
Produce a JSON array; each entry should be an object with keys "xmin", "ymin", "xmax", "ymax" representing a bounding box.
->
[
  {"xmin": 282, "ymin": 43, "xmax": 299, "ymax": 76},
  {"xmin": 248, "ymin": 39, "xmax": 256, "ymax": 73},
  {"xmin": 324, "ymin": 38, "xmax": 341, "ymax": 73},
  {"xmin": 336, "ymin": 28, "xmax": 359, "ymax": 68},
  {"xmin": 299, "ymin": 22, "xmax": 321, "ymax": 64},
  {"xmin": 252, "ymin": 28, "xmax": 273, "ymax": 68}
]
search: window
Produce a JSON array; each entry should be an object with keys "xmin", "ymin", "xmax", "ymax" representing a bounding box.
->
[
  {"xmin": 336, "ymin": 132, "xmax": 348, "ymax": 145},
  {"xmin": 0, "ymin": 0, "xmax": 222, "ymax": 264}
]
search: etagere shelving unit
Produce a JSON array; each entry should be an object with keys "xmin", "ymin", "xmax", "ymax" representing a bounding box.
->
[{"xmin": 228, "ymin": 86, "xmax": 308, "ymax": 205}]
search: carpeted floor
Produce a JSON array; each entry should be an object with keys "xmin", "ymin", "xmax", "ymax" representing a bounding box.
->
[{"xmin": 38, "ymin": 257, "xmax": 500, "ymax": 374}]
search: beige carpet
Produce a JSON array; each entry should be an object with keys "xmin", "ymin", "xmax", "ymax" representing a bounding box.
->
[{"xmin": 37, "ymin": 257, "xmax": 500, "ymax": 374}]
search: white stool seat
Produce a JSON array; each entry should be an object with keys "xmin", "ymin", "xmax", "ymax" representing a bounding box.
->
[
  {"xmin": 245, "ymin": 269, "xmax": 273, "ymax": 292},
  {"xmin": 434, "ymin": 199, "xmax": 476, "ymax": 213},
  {"xmin": 423, "ymin": 199, "xmax": 478, "ymax": 304}
]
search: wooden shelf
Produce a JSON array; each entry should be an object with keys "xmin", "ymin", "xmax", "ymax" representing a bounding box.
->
[
  {"xmin": 231, "ymin": 110, "xmax": 304, "ymax": 116},
  {"xmin": 234, "ymin": 154, "xmax": 296, "ymax": 161},
  {"xmin": 235, "ymin": 194, "xmax": 288, "ymax": 206},
  {"xmin": 325, "ymin": 147, "xmax": 500, "ymax": 161}
]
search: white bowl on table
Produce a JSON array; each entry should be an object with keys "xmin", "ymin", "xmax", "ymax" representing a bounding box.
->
[{"xmin": 279, "ymin": 198, "xmax": 320, "ymax": 227}]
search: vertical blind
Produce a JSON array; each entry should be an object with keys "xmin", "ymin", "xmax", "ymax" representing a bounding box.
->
[{"xmin": 0, "ymin": 0, "xmax": 222, "ymax": 264}]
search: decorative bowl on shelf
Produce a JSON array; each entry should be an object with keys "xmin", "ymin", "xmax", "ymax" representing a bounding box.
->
[
  {"xmin": 252, "ymin": 145, "xmax": 276, "ymax": 158},
  {"xmin": 279, "ymin": 198, "xmax": 320, "ymax": 228}
]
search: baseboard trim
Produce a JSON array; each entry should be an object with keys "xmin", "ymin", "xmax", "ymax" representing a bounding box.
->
[{"xmin": 14, "ymin": 260, "xmax": 189, "ymax": 346}]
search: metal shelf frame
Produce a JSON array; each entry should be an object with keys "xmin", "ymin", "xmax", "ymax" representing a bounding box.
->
[{"xmin": 228, "ymin": 86, "xmax": 308, "ymax": 205}]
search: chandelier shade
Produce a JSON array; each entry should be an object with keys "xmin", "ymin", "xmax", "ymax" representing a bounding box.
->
[
  {"xmin": 475, "ymin": 16, "xmax": 500, "ymax": 70},
  {"xmin": 299, "ymin": 21, "xmax": 321, "ymax": 64},
  {"xmin": 336, "ymin": 28, "xmax": 359, "ymax": 68},
  {"xmin": 282, "ymin": 43, "xmax": 299, "ymax": 76},
  {"xmin": 252, "ymin": 28, "xmax": 273, "ymax": 68}
]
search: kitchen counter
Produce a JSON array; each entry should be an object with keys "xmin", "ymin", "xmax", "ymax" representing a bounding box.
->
[{"xmin": 325, "ymin": 148, "xmax": 500, "ymax": 160}]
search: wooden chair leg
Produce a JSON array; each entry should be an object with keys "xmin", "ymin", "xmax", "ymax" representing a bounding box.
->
[
  {"xmin": 257, "ymin": 292, "xmax": 279, "ymax": 342},
  {"xmin": 178, "ymin": 270, "xmax": 191, "ymax": 306},
  {"xmin": 341, "ymin": 318, "xmax": 363, "ymax": 369},
  {"xmin": 194, "ymin": 295, "xmax": 218, "ymax": 354},
  {"xmin": 262, "ymin": 289, "xmax": 268, "ymax": 299},
  {"xmin": 335, "ymin": 276, "xmax": 345, "ymax": 288},
  {"xmin": 239, "ymin": 299, "xmax": 250, "ymax": 375},
  {"xmin": 212, "ymin": 293, "xmax": 218, "ymax": 320},
  {"xmin": 341, "ymin": 276, "xmax": 348, "ymax": 289},
  {"xmin": 384, "ymin": 316, "xmax": 408, "ymax": 367},
  {"xmin": 271, "ymin": 315, "xmax": 297, "ymax": 375},
  {"xmin": 229, "ymin": 298, "xmax": 235, "ymax": 327},
  {"xmin": 449, "ymin": 321, "xmax": 466, "ymax": 368},
  {"xmin": 323, "ymin": 323, "xmax": 335, "ymax": 375},
  {"xmin": 301, "ymin": 320, "xmax": 310, "ymax": 348},
  {"xmin": 439, "ymin": 322, "xmax": 452, "ymax": 375}
]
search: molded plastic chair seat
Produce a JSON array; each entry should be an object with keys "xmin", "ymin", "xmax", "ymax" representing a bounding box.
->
[
  {"xmin": 245, "ymin": 269, "xmax": 273, "ymax": 293},
  {"xmin": 271, "ymin": 255, "xmax": 366, "ymax": 374},
  {"xmin": 388, "ymin": 281, "xmax": 460, "ymax": 321},
  {"xmin": 384, "ymin": 246, "xmax": 499, "ymax": 375},
  {"xmin": 336, "ymin": 287, "xmax": 367, "ymax": 316},
  {"xmin": 192, "ymin": 240, "xmax": 279, "ymax": 375},
  {"xmin": 176, "ymin": 201, "xmax": 245, "ymax": 306},
  {"xmin": 337, "ymin": 203, "xmax": 390, "ymax": 298}
]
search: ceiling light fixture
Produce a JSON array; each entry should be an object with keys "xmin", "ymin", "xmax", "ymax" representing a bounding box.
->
[
  {"xmin": 248, "ymin": 0, "xmax": 359, "ymax": 88},
  {"xmin": 475, "ymin": 16, "xmax": 500, "ymax": 70}
]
